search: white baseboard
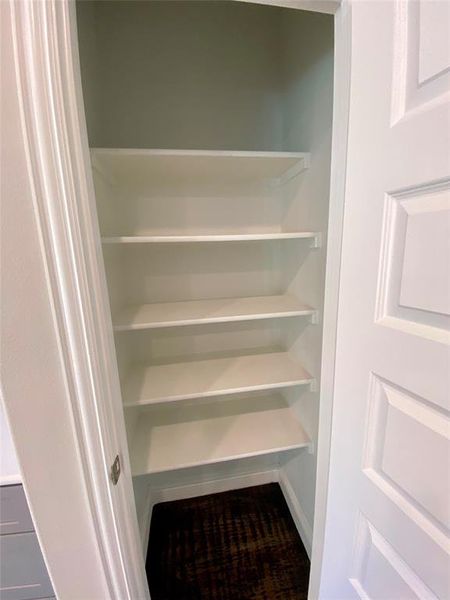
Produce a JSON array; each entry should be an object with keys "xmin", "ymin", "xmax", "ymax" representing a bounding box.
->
[
  {"xmin": 139, "ymin": 483, "xmax": 153, "ymax": 557},
  {"xmin": 138, "ymin": 468, "xmax": 313, "ymax": 561},
  {"xmin": 150, "ymin": 469, "xmax": 279, "ymax": 505},
  {"xmin": 278, "ymin": 471, "xmax": 313, "ymax": 558},
  {"xmin": 140, "ymin": 469, "xmax": 279, "ymax": 557}
]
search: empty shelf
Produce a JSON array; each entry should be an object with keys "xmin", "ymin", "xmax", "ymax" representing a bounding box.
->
[
  {"xmin": 91, "ymin": 148, "xmax": 310, "ymax": 190},
  {"xmin": 129, "ymin": 396, "xmax": 311, "ymax": 475},
  {"xmin": 123, "ymin": 352, "xmax": 313, "ymax": 407},
  {"xmin": 102, "ymin": 232, "xmax": 319, "ymax": 244},
  {"xmin": 113, "ymin": 295, "xmax": 315, "ymax": 331}
]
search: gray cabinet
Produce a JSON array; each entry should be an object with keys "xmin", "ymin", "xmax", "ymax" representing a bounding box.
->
[
  {"xmin": 0, "ymin": 486, "xmax": 34, "ymax": 536},
  {"xmin": 0, "ymin": 486, "xmax": 54, "ymax": 600}
]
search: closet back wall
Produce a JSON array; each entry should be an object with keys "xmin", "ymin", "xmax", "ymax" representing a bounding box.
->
[{"xmin": 76, "ymin": 0, "xmax": 283, "ymax": 150}]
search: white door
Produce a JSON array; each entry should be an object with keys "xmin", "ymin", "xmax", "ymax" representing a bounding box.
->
[{"xmin": 318, "ymin": 0, "xmax": 450, "ymax": 598}]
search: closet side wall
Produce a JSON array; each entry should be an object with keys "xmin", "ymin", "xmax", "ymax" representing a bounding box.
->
[
  {"xmin": 279, "ymin": 11, "xmax": 334, "ymax": 531},
  {"xmin": 76, "ymin": 0, "xmax": 100, "ymax": 147},
  {"xmin": 76, "ymin": 1, "xmax": 284, "ymax": 151}
]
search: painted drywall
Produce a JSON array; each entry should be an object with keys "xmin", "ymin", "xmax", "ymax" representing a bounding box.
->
[
  {"xmin": 77, "ymin": 0, "xmax": 284, "ymax": 150},
  {"xmin": 75, "ymin": 0, "xmax": 100, "ymax": 144},
  {"xmin": 0, "ymin": 400, "xmax": 21, "ymax": 485}
]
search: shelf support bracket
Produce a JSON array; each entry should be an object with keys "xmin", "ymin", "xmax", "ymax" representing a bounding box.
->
[
  {"xmin": 309, "ymin": 379, "xmax": 318, "ymax": 393},
  {"xmin": 277, "ymin": 154, "xmax": 311, "ymax": 187},
  {"xmin": 268, "ymin": 154, "xmax": 311, "ymax": 188},
  {"xmin": 310, "ymin": 232, "xmax": 322, "ymax": 249}
]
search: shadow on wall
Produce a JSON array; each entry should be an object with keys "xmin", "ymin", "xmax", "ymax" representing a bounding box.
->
[{"xmin": 76, "ymin": 0, "xmax": 333, "ymax": 151}]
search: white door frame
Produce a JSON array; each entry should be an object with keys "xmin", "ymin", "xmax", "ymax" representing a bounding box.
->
[
  {"xmin": 3, "ymin": 0, "xmax": 350, "ymax": 597},
  {"xmin": 309, "ymin": 1, "xmax": 352, "ymax": 596},
  {"xmin": 7, "ymin": 1, "xmax": 148, "ymax": 598}
]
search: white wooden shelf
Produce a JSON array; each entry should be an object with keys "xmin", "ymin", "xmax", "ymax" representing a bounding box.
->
[
  {"xmin": 91, "ymin": 148, "xmax": 310, "ymax": 189},
  {"xmin": 102, "ymin": 231, "xmax": 319, "ymax": 244},
  {"xmin": 113, "ymin": 294, "xmax": 315, "ymax": 331},
  {"xmin": 123, "ymin": 352, "xmax": 313, "ymax": 407},
  {"xmin": 129, "ymin": 395, "xmax": 311, "ymax": 475}
]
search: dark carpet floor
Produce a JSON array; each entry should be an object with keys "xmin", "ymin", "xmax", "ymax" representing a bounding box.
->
[{"xmin": 146, "ymin": 483, "xmax": 310, "ymax": 600}]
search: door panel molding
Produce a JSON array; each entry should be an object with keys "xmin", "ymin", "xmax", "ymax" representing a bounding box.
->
[
  {"xmin": 363, "ymin": 374, "xmax": 450, "ymax": 538},
  {"xmin": 375, "ymin": 178, "xmax": 450, "ymax": 341},
  {"xmin": 391, "ymin": 0, "xmax": 450, "ymax": 125},
  {"xmin": 350, "ymin": 514, "xmax": 438, "ymax": 600},
  {"xmin": 319, "ymin": 0, "xmax": 450, "ymax": 596}
]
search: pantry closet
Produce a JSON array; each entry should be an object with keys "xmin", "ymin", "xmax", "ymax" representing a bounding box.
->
[{"xmin": 76, "ymin": 0, "xmax": 334, "ymax": 562}]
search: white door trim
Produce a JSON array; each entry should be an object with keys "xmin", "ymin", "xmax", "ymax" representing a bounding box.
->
[
  {"xmin": 309, "ymin": 1, "xmax": 352, "ymax": 597},
  {"xmin": 6, "ymin": 0, "xmax": 349, "ymax": 597},
  {"xmin": 9, "ymin": 1, "xmax": 149, "ymax": 598}
]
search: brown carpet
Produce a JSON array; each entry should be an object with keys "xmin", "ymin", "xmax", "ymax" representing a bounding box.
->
[{"xmin": 146, "ymin": 483, "xmax": 310, "ymax": 600}]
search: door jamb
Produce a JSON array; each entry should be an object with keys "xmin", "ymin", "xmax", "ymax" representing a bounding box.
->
[
  {"xmin": 8, "ymin": 1, "xmax": 149, "ymax": 598},
  {"xmin": 308, "ymin": 1, "xmax": 352, "ymax": 597}
]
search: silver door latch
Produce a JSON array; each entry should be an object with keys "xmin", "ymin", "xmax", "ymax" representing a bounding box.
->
[{"xmin": 110, "ymin": 454, "xmax": 121, "ymax": 485}]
